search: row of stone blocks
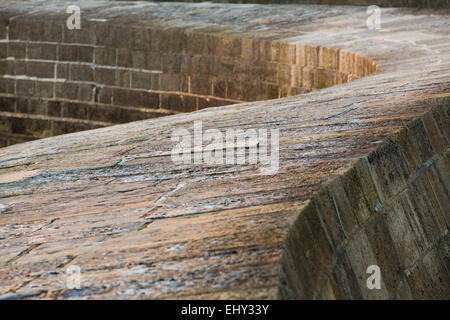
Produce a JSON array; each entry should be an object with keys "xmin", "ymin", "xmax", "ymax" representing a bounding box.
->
[{"xmin": 279, "ymin": 98, "xmax": 449, "ymax": 299}]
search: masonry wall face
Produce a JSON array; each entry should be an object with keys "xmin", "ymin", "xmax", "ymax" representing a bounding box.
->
[{"xmin": 0, "ymin": 13, "xmax": 375, "ymax": 147}]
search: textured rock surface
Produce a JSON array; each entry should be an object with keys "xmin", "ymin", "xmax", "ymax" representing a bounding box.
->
[{"xmin": 0, "ymin": 1, "xmax": 449, "ymax": 299}]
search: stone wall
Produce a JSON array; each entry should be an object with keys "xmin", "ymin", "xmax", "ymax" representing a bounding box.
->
[
  {"xmin": 279, "ymin": 97, "xmax": 449, "ymax": 299},
  {"xmin": 0, "ymin": 1, "xmax": 448, "ymax": 300},
  {"xmin": 0, "ymin": 11, "xmax": 375, "ymax": 147}
]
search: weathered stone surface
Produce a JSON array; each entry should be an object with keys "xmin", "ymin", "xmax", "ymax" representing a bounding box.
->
[{"xmin": 0, "ymin": 1, "xmax": 448, "ymax": 299}]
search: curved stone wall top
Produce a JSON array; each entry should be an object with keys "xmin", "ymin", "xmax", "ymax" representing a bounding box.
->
[{"xmin": 0, "ymin": 1, "xmax": 448, "ymax": 299}]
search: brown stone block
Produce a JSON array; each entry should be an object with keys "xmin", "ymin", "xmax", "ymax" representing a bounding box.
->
[
  {"xmin": 43, "ymin": 20, "xmax": 63, "ymax": 43},
  {"xmin": 305, "ymin": 45, "xmax": 318, "ymax": 67},
  {"xmin": 301, "ymin": 67, "xmax": 314, "ymax": 91},
  {"xmin": 426, "ymin": 165, "xmax": 450, "ymax": 223},
  {"xmin": 131, "ymin": 71, "xmax": 151, "ymax": 90},
  {"xmin": 94, "ymin": 47, "xmax": 116, "ymax": 66},
  {"xmin": 312, "ymin": 190, "xmax": 348, "ymax": 250},
  {"xmin": 24, "ymin": 118, "xmax": 52, "ymax": 138},
  {"xmin": 27, "ymin": 19, "xmax": 45, "ymax": 41},
  {"xmin": 35, "ymin": 81, "xmax": 54, "ymax": 98},
  {"xmin": 341, "ymin": 159, "xmax": 380, "ymax": 227},
  {"xmin": 345, "ymin": 231, "xmax": 390, "ymax": 299},
  {"xmin": 70, "ymin": 64, "xmax": 93, "ymax": 82},
  {"xmin": 150, "ymin": 74, "xmax": 160, "ymax": 91},
  {"xmin": 15, "ymin": 97, "xmax": 28, "ymax": 113},
  {"xmin": 266, "ymin": 83, "xmax": 279, "ymax": 100},
  {"xmin": 190, "ymin": 55, "xmax": 206, "ymax": 76},
  {"xmin": 26, "ymin": 61, "xmax": 55, "ymax": 78},
  {"xmin": 366, "ymin": 139, "xmax": 410, "ymax": 200},
  {"xmin": 51, "ymin": 119, "xmax": 99, "ymax": 136},
  {"xmin": 421, "ymin": 111, "xmax": 446, "ymax": 155},
  {"xmin": 113, "ymin": 88, "xmax": 141, "ymax": 107},
  {"xmin": 55, "ymin": 82, "xmax": 78, "ymax": 100},
  {"xmin": 391, "ymin": 127, "xmax": 422, "ymax": 173},
  {"xmin": 16, "ymin": 79, "xmax": 35, "ymax": 96},
  {"xmin": 198, "ymin": 97, "xmax": 228, "ymax": 110},
  {"xmin": 0, "ymin": 78, "xmax": 15, "ymax": 94},
  {"xmin": 112, "ymin": 25, "xmax": 132, "ymax": 49},
  {"xmin": 27, "ymin": 43, "xmax": 57, "ymax": 61},
  {"xmin": 117, "ymin": 108, "xmax": 149, "ymax": 123},
  {"xmin": 7, "ymin": 42, "xmax": 26, "ymax": 59},
  {"xmin": 314, "ymin": 68, "xmax": 327, "ymax": 89},
  {"xmin": 47, "ymin": 100, "xmax": 62, "ymax": 117},
  {"xmin": 275, "ymin": 63, "xmax": 290, "ymax": 86},
  {"xmin": 141, "ymin": 91, "xmax": 160, "ymax": 109},
  {"xmin": 159, "ymin": 73, "xmax": 181, "ymax": 92},
  {"xmin": 263, "ymin": 62, "xmax": 277, "ymax": 83},
  {"xmin": 176, "ymin": 95, "xmax": 197, "ymax": 112},
  {"xmin": 166, "ymin": 28, "xmax": 184, "ymax": 53},
  {"xmin": 10, "ymin": 117, "xmax": 26, "ymax": 135},
  {"xmin": 87, "ymin": 104, "xmax": 118, "ymax": 123},
  {"xmin": 0, "ymin": 60, "xmax": 7, "ymax": 75},
  {"xmin": 365, "ymin": 211, "xmax": 404, "ymax": 299},
  {"xmin": 0, "ymin": 43, "xmax": 6, "ymax": 59},
  {"xmin": 418, "ymin": 173, "xmax": 448, "ymax": 232},
  {"xmin": 131, "ymin": 50, "xmax": 146, "ymax": 69},
  {"xmin": 287, "ymin": 202, "xmax": 335, "ymax": 299},
  {"xmin": 115, "ymin": 70, "xmax": 131, "ymax": 88},
  {"xmin": 219, "ymin": 56, "xmax": 235, "ymax": 75},
  {"xmin": 160, "ymin": 93, "xmax": 183, "ymax": 112},
  {"xmin": 241, "ymin": 38, "xmax": 253, "ymax": 61},
  {"xmin": 253, "ymin": 40, "xmax": 265, "ymax": 62},
  {"xmin": 289, "ymin": 66, "xmax": 301, "ymax": 88},
  {"xmin": 212, "ymin": 79, "xmax": 227, "ymax": 98},
  {"xmin": 190, "ymin": 77, "xmax": 211, "ymax": 96},
  {"xmin": 96, "ymin": 86, "xmax": 112, "ymax": 104},
  {"xmin": 186, "ymin": 32, "xmax": 205, "ymax": 56},
  {"xmin": 63, "ymin": 23, "xmax": 95, "ymax": 44},
  {"xmin": 326, "ymin": 177, "xmax": 360, "ymax": 238},
  {"xmin": 78, "ymin": 83, "xmax": 94, "ymax": 101},
  {"xmin": 59, "ymin": 45, "xmax": 93, "ymax": 63},
  {"xmin": 162, "ymin": 53, "xmax": 181, "ymax": 74},
  {"xmin": 94, "ymin": 23, "xmax": 111, "ymax": 47},
  {"xmin": 406, "ymin": 249, "xmax": 450, "ymax": 299},
  {"xmin": 7, "ymin": 19, "xmax": 21, "ymax": 40},
  {"xmin": 28, "ymin": 99, "xmax": 47, "ymax": 115},
  {"xmin": 56, "ymin": 63, "xmax": 69, "ymax": 79},
  {"xmin": 129, "ymin": 27, "xmax": 150, "ymax": 51},
  {"xmin": 147, "ymin": 52, "xmax": 162, "ymax": 71},
  {"xmin": 0, "ymin": 19, "xmax": 6, "ymax": 40},
  {"xmin": 0, "ymin": 97, "xmax": 15, "ymax": 112},
  {"xmin": 406, "ymin": 118, "xmax": 435, "ymax": 163},
  {"xmin": 331, "ymin": 250, "xmax": 363, "ymax": 299},
  {"xmin": 226, "ymin": 80, "xmax": 244, "ymax": 101},
  {"xmin": 0, "ymin": 42, "xmax": 8, "ymax": 59},
  {"xmin": 94, "ymin": 67, "xmax": 116, "ymax": 86},
  {"xmin": 62, "ymin": 102, "xmax": 88, "ymax": 120},
  {"xmin": 87, "ymin": 104, "xmax": 121, "ymax": 123},
  {"xmin": 0, "ymin": 115, "xmax": 12, "ymax": 133},
  {"xmin": 116, "ymin": 48, "xmax": 131, "ymax": 67},
  {"xmin": 429, "ymin": 99, "xmax": 449, "ymax": 142},
  {"xmin": 406, "ymin": 178, "xmax": 446, "ymax": 244}
]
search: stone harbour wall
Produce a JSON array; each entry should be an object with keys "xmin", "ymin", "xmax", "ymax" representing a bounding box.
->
[
  {"xmin": 0, "ymin": 8, "xmax": 375, "ymax": 147},
  {"xmin": 0, "ymin": 1, "xmax": 448, "ymax": 299}
]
